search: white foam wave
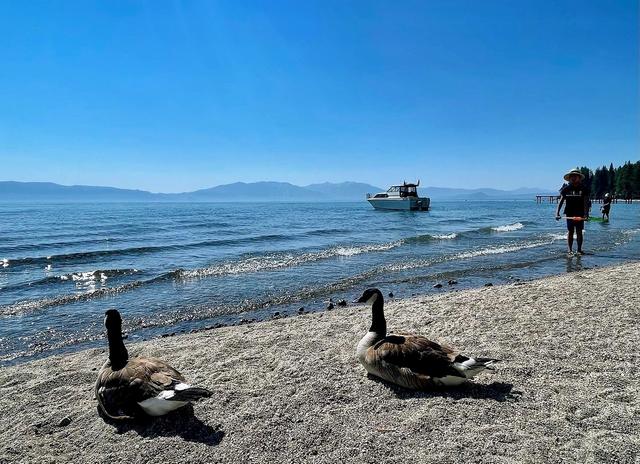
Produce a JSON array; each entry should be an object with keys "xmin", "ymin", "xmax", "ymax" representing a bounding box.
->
[
  {"xmin": 1, "ymin": 258, "xmax": 8, "ymax": 268},
  {"xmin": 548, "ymin": 233, "xmax": 567, "ymax": 241},
  {"xmin": 60, "ymin": 271, "xmax": 108, "ymax": 282},
  {"xmin": 431, "ymin": 233, "xmax": 458, "ymax": 240},
  {"xmin": 334, "ymin": 242, "xmax": 400, "ymax": 257},
  {"xmin": 454, "ymin": 240, "xmax": 547, "ymax": 260},
  {"xmin": 386, "ymin": 238, "xmax": 554, "ymax": 272},
  {"xmin": 491, "ymin": 222, "xmax": 524, "ymax": 232},
  {"xmin": 181, "ymin": 242, "xmax": 402, "ymax": 279}
]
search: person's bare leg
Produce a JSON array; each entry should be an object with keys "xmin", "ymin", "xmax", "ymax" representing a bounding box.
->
[
  {"xmin": 576, "ymin": 230, "xmax": 584, "ymax": 254},
  {"xmin": 567, "ymin": 231, "xmax": 574, "ymax": 253}
]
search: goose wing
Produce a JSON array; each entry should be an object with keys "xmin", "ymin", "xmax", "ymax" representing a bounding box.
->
[
  {"xmin": 96, "ymin": 357, "xmax": 186, "ymax": 418},
  {"xmin": 370, "ymin": 334, "xmax": 465, "ymax": 379}
]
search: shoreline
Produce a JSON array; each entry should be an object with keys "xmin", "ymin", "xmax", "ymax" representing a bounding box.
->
[
  {"xmin": 3, "ymin": 256, "xmax": 638, "ymax": 368},
  {"xmin": 1, "ymin": 262, "xmax": 639, "ymax": 463}
]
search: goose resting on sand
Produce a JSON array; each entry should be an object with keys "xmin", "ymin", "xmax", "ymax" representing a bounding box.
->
[
  {"xmin": 355, "ymin": 289, "xmax": 498, "ymax": 389},
  {"xmin": 95, "ymin": 309, "xmax": 212, "ymax": 420}
]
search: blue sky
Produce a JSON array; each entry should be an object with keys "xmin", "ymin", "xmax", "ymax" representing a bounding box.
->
[{"xmin": 0, "ymin": 1, "xmax": 637, "ymax": 192}]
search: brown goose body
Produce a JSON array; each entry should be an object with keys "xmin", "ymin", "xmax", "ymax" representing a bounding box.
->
[
  {"xmin": 355, "ymin": 289, "xmax": 498, "ymax": 389},
  {"xmin": 95, "ymin": 310, "xmax": 212, "ymax": 420}
]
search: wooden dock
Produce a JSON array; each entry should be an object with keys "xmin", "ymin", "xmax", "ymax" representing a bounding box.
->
[
  {"xmin": 536, "ymin": 195, "xmax": 561, "ymax": 203},
  {"xmin": 536, "ymin": 195, "xmax": 636, "ymax": 204}
]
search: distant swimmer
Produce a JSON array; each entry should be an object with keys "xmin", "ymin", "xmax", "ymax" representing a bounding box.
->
[
  {"xmin": 555, "ymin": 168, "xmax": 590, "ymax": 255},
  {"xmin": 601, "ymin": 193, "xmax": 612, "ymax": 221}
]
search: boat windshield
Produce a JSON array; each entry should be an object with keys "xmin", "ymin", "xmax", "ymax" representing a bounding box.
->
[{"xmin": 386, "ymin": 184, "xmax": 419, "ymax": 197}]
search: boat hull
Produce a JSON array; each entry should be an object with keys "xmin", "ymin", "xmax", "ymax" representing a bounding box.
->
[{"xmin": 367, "ymin": 197, "xmax": 430, "ymax": 211}]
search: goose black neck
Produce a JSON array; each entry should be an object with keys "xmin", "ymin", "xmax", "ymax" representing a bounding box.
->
[
  {"xmin": 369, "ymin": 296, "xmax": 386, "ymax": 336},
  {"xmin": 107, "ymin": 326, "xmax": 128, "ymax": 370}
]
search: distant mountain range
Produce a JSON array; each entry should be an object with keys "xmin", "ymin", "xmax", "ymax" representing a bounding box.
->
[{"xmin": 0, "ymin": 181, "xmax": 556, "ymax": 202}]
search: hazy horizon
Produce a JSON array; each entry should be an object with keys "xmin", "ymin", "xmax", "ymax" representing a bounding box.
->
[
  {"xmin": 0, "ymin": 179, "xmax": 559, "ymax": 195},
  {"xmin": 1, "ymin": 1, "xmax": 637, "ymax": 192}
]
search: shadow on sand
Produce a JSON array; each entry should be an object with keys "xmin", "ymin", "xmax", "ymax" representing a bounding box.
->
[
  {"xmin": 101, "ymin": 405, "xmax": 225, "ymax": 446},
  {"xmin": 367, "ymin": 374, "xmax": 521, "ymax": 402}
]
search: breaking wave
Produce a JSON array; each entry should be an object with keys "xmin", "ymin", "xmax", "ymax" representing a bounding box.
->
[
  {"xmin": 491, "ymin": 222, "xmax": 525, "ymax": 232},
  {"xmin": 0, "ymin": 241, "xmax": 401, "ymax": 316}
]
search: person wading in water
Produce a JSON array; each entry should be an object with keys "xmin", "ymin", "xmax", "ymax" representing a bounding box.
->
[
  {"xmin": 555, "ymin": 168, "xmax": 591, "ymax": 255},
  {"xmin": 601, "ymin": 192, "xmax": 612, "ymax": 221}
]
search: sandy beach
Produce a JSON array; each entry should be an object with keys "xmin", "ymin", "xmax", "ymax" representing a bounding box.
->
[{"xmin": 1, "ymin": 262, "xmax": 638, "ymax": 464}]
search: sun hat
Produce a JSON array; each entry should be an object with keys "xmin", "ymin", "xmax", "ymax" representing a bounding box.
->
[{"xmin": 563, "ymin": 168, "xmax": 585, "ymax": 181}]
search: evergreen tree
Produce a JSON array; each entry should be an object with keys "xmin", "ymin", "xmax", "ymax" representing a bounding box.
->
[
  {"xmin": 607, "ymin": 163, "xmax": 615, "ymax": 195},
  {"xmin": 577, "ymin": 160, "xmax": 639, "ymax": 199}
]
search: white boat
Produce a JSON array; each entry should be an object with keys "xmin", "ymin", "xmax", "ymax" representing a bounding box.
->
[{"xmin": 366, "ymin": 181, "xmax": 430, "ymax": 211}]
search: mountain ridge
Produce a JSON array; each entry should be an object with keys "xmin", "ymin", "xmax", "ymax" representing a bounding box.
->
[{"xmin": 0, "ymin": 180, "xmax": 556, "ymax": 202}]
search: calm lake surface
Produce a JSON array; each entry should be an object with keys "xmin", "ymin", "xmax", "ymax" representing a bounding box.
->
[{"xmin": 1, "ymin": 200, "xmax": 638, "ymax": 364}]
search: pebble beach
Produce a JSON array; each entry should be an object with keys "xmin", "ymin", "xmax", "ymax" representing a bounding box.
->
[{"xmin": 0, "ymin": 262, "xmax": 638, "ymax": 464}]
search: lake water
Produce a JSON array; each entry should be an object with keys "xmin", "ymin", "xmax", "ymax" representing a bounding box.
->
[{"xmin": 1, "ymin": 200, "xmax": 638, "ymax": 364}]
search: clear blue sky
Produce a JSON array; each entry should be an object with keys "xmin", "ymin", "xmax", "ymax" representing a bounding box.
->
[{"xmin": 1, "ymin": 1, "xmax": 637, "ymax": 192}]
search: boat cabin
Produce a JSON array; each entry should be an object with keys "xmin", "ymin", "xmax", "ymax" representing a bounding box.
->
[
  {"xmin": 387, "ymin": 183, "xmax": 419, "ymax": 198},
  {"xmin": 369, "ymin": 182, "xmax": 420, "ymax": 199}
]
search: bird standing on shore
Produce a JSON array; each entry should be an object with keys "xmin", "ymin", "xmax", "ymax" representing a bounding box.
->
[
  {"xmin": 95, "ymin": 309, "xmax": 212, "ymax": 420},
  {"xmin": 354, "ymin": 288, "xmax": 498, "ymax": 389}
]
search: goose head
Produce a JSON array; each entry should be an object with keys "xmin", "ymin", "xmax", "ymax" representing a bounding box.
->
[
  {"xmin": 104, "ymin": 309, "xmax": 123, "ymax": 334},
  {"xmin": 354, "ymin": 288, "xmax": 383, "ymax": 305},
  {"xmin": 355, "ymin": 288, "xmax": 386, "ymax": 335},
  {"xmin": 104, "ymin": 309, "xmax": 128, "ymax": 369}
]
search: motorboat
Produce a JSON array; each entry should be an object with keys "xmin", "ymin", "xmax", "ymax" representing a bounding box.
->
[{"xmin": 366, "ymin": 181, "xmax": 430, "ymax": 211}]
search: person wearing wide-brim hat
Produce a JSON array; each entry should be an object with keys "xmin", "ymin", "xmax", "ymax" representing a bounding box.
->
[
  {"xmin": 555, "ymin": 168, "xmax": 591, "ymax": 255},
  {"xmin": 563, "ymin": 169, "xmax": 585, "ymax": 182}
]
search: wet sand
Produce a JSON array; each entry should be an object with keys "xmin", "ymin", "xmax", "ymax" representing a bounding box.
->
[{"xmin": 0, "ymin": 262, "xmax": 638, "ymax": 463}]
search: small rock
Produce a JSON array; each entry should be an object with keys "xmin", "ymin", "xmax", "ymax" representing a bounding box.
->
[
  {"xmin": 326, "ymin": 303, "xmax": 334, "ymax": 310},
  {"xmin": 484, "ymin": 282, "xmax": 493, "ymax": 287},
  {"xmin": 337, "ymin": 299, "xmax": 347, "ymax": 307},
  {"xmin": 58, "ymin": 416, "xmax": 72, "ymax": 427},
  {"xmin": 433, "ymin": 283, "xmax": 443, "ymax": 289},
  {"xmin": 388, "ymin": 292, "xmax": 394, "ymax": 298},
  {"xmin": 272, "ymin": 311, "xmax": 280, "ymax": 317},
  {"xmin": 298, "ymin": 307, "xmax": 305, "ymax": 313},
  {"xmin": 447, "ymin": 280, "xmax": 457, "ymax": 285}
]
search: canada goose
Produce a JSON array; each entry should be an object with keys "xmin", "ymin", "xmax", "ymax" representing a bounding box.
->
[
  {"xmin": 354, "ymin": 288, "xmax": 498, "ymax": 389},
  {"xmin": 95, "ymin": 309, "xmax": 212, "ymax": 420}
]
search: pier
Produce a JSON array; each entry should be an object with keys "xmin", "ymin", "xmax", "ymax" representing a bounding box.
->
[
  {"xmin": 535, "ymin": 195, "xmax": 561, "ymax": 203},
  {"xmin": 536, "ymin": 195, "xmax": 636, "ymax": 204}
]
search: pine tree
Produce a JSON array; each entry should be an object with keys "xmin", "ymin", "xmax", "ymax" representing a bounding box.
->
[{"xmin": 607, "ymin": 163, "xmax": 615, "ymax": 195}]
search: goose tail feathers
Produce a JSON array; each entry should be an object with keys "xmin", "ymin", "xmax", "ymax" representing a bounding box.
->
[
  {"xmin": 169, "ymin": 385, "xmax": 213, "ymax": 402},
  {"xmin": 453, "ymin": 356, "xmax": 500, "ymax": 378}
]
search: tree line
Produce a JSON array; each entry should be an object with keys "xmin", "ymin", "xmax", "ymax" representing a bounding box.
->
[{"xmin": 574, "ymin": 161, "xmax": 640, "ymax": 199}]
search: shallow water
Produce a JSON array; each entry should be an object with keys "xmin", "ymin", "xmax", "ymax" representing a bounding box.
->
[{"xmin": 1, "ymin": 200, "xmax": 638, "ymax": 364}]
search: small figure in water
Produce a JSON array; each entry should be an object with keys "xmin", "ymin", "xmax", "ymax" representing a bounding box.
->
[
  {"xmin": 555, "ymin": 168, "xmax": 590, "ymax": 255},
  {"xmin": 601, "ymin": 193, "xmax": 612, "ymax": 221}
]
